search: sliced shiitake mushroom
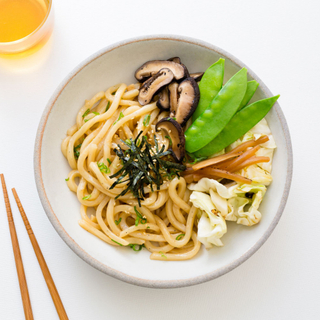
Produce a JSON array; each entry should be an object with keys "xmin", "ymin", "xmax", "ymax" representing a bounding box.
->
[
  {"xmin": 156, "ymin": 86, "xmax": 170, "ymax": 111},
  {"xmin": 167, "ymin": 57, "xmax": 190, "ymax": 79},
  {"xmin": 167, "ymin": 57, "xmax": 181, "ymax": 64},
  {"xmin": 135, "ymin": 60, "xmax": 186, "ymax": 82},
  {"xmin": 168, "ymin": 82, "xmax": 179, "ymax": 115},
  {"xmin": 170, "ymin": 77, "xmax": 200, "ymax": 126},
  {"xmin": 190, "ymin": 72, "xmax": 204, "ymax": 82},
  {"xmin": 138, "ymin": 68, "xmax": 174, "ymax": 106},
  {"xmin": 156, "ymin": 117, "xmax": 185, "ymax": 162}
]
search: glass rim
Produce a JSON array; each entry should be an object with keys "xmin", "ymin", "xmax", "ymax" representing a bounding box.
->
[{"xmin": 0, "ymin": 0, "xmax": 53, "ymax": 46}]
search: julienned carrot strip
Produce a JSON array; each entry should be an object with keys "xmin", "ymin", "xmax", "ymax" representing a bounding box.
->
[
  {"xmin": 197, "ymin": 168, "xmax": 252, "ymax": 184},
  {"xmin": 191, "ymin": 152, "xmax": 241, "ymax": 171},
  {"xmin": 182, "ymin": 167, "xmax": 195, "ymax": 175},
  {"xmin": 184, "ymin": 174, "xmax": 194, "ymax": 184},
  {"xmin": 229, "ymin": 135, "xmax": 269, "ymax": 154},
  {"xmin": 229, "ymin": 139, "xmax": 256, "ymax": 154},
  {"xmin": 214, "ymin": 158, "xmax": 238, "ymax": 169},
  {"xmin": 191, "ymin": 135, "xmax": 269, "ymax": 172},
  {"xmin": 225, "ymin": 145, "xmax": 261, "ymax": 172},
  {"xmin": 231, "ymin": 156, "xmax": 270, "ymax": 173},
  {"xmin": 193, "ymin": 174, "xmax": 220, "ymax": 182}
]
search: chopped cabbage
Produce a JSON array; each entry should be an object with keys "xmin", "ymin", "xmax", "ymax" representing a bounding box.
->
[
  {"xmin": 241, "ymin": 164, "xmax": 273, "ymax": 186},
  {"xmin": 190, "ymin": 191, "xmax": 227, "ymax": 248},
  {"xmin": 225, "ymin": 184, "xmax": 266, "ymax": 226},
  {"xmin": 188, "ymin": 178, "xmax": 267, "ymax": 227},
  {"xmin": 188, "ymin": 177, "xmax": 235, "ymax": 199}
]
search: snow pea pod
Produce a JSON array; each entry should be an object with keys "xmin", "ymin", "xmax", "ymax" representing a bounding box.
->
[
  {"xmin": 185, "ymin": 68, "xmax": 247, "ymax": 153},
  {"xmin": 192, "ymin": 58, "xmax": 225, "ymax": 121},
  {"xmin": 238, "ymin": 80, "xmax": 259, "ymax": 111},
  {"xmin": 193, "ymin": 95, "xmax": 280, "ymax": 157}
]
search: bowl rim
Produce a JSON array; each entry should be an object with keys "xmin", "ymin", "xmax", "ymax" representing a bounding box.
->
[{"xmin": 34, "ymin": 34, "xmax": 293, "ymax": 289}]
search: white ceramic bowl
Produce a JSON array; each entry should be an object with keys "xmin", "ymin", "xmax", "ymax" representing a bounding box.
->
[{"xmin": 34, "ymin": 35, "xmax": 293, "ymax": 288}]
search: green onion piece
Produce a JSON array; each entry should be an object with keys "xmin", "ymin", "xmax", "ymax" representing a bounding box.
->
[
  {"xmin": 84, "ymin": 119, "xmax": 89, "ymax": 122},
  {"xmin": 107, "ymin": 158, "xmax": 112, "ymax": 165},
  {"xmin": 112, "ymin": 92, "xmax": 116, "ymax": 95},
  {"xmin": 65, "ymin": 178, "xmax": 69, "ymax": 181},
  {"xmin": 92, "ymin": 112, "xmax": 100, "ymax": 115},
  {"xmin": 74, "ymin": 144, "xmax": 82, "ymax": 159},
  {"xmin": 82, "ymin": 194, "xmax": 91, "ymax": 200},
  {"xmin": 134, "ymin": 206, "xmax": 146, "ymax": 226},
  {"xmin": 129, "ymin": 244, "xmax": 144, "ymax": 251},
  {"xmin": 134, "ymin": 206, "xmax": 143, "ymax": 218},
  {"xmin": 136, "ymin": 138, "xmax": 141, "ymax": 147},
  {"xmin": 105, "ymin": 101, "xmax": 110, "ymax": 112},
  {"xmin": 111, "ymin": 239, "xmax": 123, "ymax": 246},
  {"xmin": 165, "ymin": 135, "xmax": 172, "ymax": 146},
  {"xmin": 115, "ymin": 218, "xmax": 122, "ymax": 225},
  {"xmin": 98, "ymin": 162, "xmax": 110, "ymax": 174},
  {"xmin": 176, "ymin": 234, "xmax": 185, "ymax": 240},
  {"xmin": 143, "ymin": 114, "xmax": 151, "ymax": 127},
  {"xmin": 82, "ymin": 109, "xmax": 90, "ymax": 118},
  {"xmin": 159, "ymin": 251, "xmax": 167, "ymax": 258},
  {"xmin": 125, "ymin": 139, "xmax": 131, "ymax": 145},
  {"xmin": 172, "ymin": 117, "xmax": 176, "ymax": 121},
  {"xmin": 113, "ymin": 112, "xmax": 124, "ymax": 125}
]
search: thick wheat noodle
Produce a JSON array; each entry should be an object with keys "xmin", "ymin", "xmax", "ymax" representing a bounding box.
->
[
  {"xmin": 169, "ymin": 178, "xmax": 191, "ymax": 213},
  {"xmin": 144, "ymin": 241, "xmax": 174, "ymax": 253},
  {"xmin": 150, "ymin": 232, "xmax": 201, "ymax": 261},
  {"xmin": 63, "ymin": 83, "xmax": 245, "ymax": 261},
  {"xmin": 154, "ymin": 205, "xmax": 197, "ymax": 248},
  {"xmin": 80, "ymin": 205, "xmax": 101, "ymax": 230},
  {"xmin": 165, "ymin": 199, "xmax": 186, "ymax": 232},
  {"xmin": 120, "ymin": 223, "xmax": 160, "ymax": 237}
]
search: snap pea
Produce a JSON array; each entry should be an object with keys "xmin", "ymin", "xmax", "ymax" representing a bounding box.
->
[
  {"xmin": 238, "ymin": 80, "xmax": 259, "ymax": 111},
  {"xmin": 185, "ymin": 68, "xmax": 248, "ymax": 153},
  {"xmin": 193, "ymin": 95, "xmax": 280, "ymax": 157},
  {"xmin": 192, "ymin": 58, "xmax": 225, "ymax": 121}
]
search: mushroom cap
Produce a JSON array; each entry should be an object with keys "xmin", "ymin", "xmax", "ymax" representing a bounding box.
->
[
  {"xmin": 174, "ymin": 77, "xmax": 200, "ymax": 126},
  {"xmin": 167, "ymin": 57, "xmax": 181, "ymax": 64},
  {"xmin": 138, "ymin": 68, "xmax": 174, "ymax": 106},
  {"xmin": 168, "ymin": 81, "xmax": 179, "ymax": 116},
  {"xmin": 156, "ymin": 86, "xmax": 170, "ymax": 111},
  {"xmin": 167, "ymin": 57, "xmax": 190, "ymax": 80},
  {"xmin": 135, "ymin": 60, "xmax": 186, "ymax": 82},
  {"xmin": 190, "ymin": 72, "xmax": 204, "ymax": 82},
  {"xmin": 155, "ymin": 117, "xmax": 185, "ymax": 162}
]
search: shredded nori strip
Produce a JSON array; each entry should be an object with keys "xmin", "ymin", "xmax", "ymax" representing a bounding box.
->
[{"xmin": 109, "ymin": 131, "xmax": 186, "ymax": 206}]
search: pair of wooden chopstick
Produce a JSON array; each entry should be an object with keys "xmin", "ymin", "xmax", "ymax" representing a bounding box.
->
[{"xmin": 1, "ymin": 174, "xmax": 68, "ymax": 320}]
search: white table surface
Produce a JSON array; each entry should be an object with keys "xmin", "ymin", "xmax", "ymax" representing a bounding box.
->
[{"xmin": 0, "ymin": 0, "xmax": 319, "ymax": 319}]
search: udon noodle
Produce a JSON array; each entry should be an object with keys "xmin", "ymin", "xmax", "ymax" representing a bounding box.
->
[{"xmin": 61, "ymin": 83, "xmax": 201, "ymax": 261}]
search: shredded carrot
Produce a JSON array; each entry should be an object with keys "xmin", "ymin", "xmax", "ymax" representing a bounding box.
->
[
  {"xmin": 183, "ymin": 174, "xmax": 194, "ymax": 184},
  {"xmin": 231, "ymin": 156, "xmax": 270, "ymax": 172},
  {"xmin": 197, "ymin": 168, "xmax": 252, "ymax": 184},
  {"xmin": 229, "ymin": 135, "xmax": 269, "ymax": 154},
  {"xmin": 192, "ymin": 152, "xmax": 241, "ymax": 171},
  {"xmin": 225, "ymin": 145, "xmax": 261, "ymax": 172}
]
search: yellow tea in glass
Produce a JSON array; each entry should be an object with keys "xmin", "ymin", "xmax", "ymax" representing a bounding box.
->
[{"xmin": 0, "ymin": 0, "xmax": 53, "ymax": 55}]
